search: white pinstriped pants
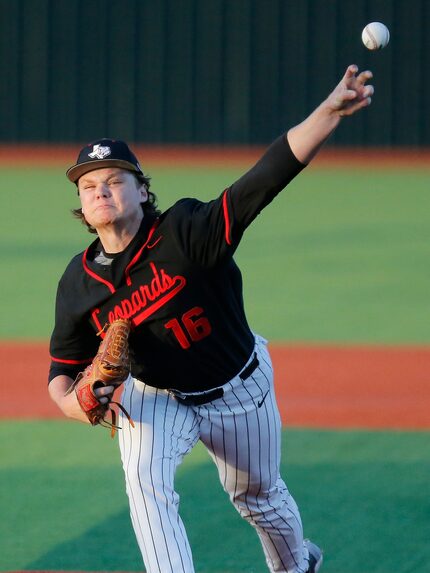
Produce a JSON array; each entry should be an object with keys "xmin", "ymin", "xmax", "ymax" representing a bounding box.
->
[{"xmin": 119, "ymin": 335, "xmax": 310, "ymax": 573}]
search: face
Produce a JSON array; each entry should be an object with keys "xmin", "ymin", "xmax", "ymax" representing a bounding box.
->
[{"xmin": 78, "ymin": 167, "xmax": 148, "ymax": 231}]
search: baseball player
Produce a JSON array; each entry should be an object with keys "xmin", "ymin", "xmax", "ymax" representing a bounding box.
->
[{"xmin": 49, "ymin": 65, "xmax": 374, "ymax": 573}]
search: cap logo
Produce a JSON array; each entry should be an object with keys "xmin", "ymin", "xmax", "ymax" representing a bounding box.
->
[{"xmin": 88, "ymin": 144, "xmax": 111, "ymax": 160}]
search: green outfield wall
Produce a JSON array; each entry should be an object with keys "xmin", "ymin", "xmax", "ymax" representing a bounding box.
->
[{"xmin": 0, "ymin": 0, "xmax": 427, "ymax": 145}]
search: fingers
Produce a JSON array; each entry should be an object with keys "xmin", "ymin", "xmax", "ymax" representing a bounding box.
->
[
  {"xmin": 95, "ymin": 385, "xmax": 115, "ymax": 404},
  {"xmin": 363, "ymin": 84, "xmax": 374, "ymax": 99},
  {"xmin": 341, "ymin": 66, "xmax": 374, "ymax": 99},
  {"xmin": 354, "ymin": 83, "xmax": 374, "ymax": 106},
  {"xmin": 343, "ymin": 64, "xmax": 359, "ymax": 81},
  {"xmin": 343, "ymin": 65, "xmax": 373, "ymax": 91},
  {"xmin": 343, "ymin": 89, "xmax": 360, "ymax": 101},
  {"xmin": 339, "ymin": 95, "xmax": 372, "ymax": 117},
  {"xmin": 356, "ymin": 69, "xmax": 373, "ymax": 85},
  {"xmin": 343, "ymin": 65, "xmax": 372, "ymax": 82},
  {"xmin": 335, "ymin": 65, "xmax": 374, "ymax": 117}
]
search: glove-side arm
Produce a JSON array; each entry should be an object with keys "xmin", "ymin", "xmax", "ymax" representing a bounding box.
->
[{"xmin": 49, "ymin": 374, "xmax": 114, "ymax": 424}]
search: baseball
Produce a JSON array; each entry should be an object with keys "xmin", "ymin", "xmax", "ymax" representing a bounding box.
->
[{"xmin": 361, "ymin": 22, "xmax": 390, "ymax": 50}]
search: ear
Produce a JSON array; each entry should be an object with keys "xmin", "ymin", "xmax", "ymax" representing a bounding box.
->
[{"xmin": 139, "ymin": 184, "xmax": 149, "ymax": 204}]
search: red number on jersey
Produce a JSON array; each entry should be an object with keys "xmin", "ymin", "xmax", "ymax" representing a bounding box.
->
[{"xmin": 164, "ymin": 306, "xmax": 212, "ymax": 349}]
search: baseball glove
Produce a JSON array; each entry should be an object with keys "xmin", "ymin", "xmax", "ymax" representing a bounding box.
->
[{"xmin": 66, "ymin": 318, "xmax": 134, "ymax": 436}]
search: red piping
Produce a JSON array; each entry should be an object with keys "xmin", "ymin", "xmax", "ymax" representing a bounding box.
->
[
  {"xmin": 222, "ymin": 189, "xmax": 232, "ymax": 245},
  {"xmin": 50, "ymin": 355, "xmax": 92, "ymax": 365},
  {"xmin": 125, "ymin": 219, "xmax": 161, "ymax": 286}
]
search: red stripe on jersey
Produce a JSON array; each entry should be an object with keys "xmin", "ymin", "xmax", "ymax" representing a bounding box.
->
[
  {"xmin": 132, "ymin": 276, "xmax": 186, "ymax": 326},
  {"xmin": 222, "ymin": 189, "xmax": 232, "ymax": 245},
  {"xmin": 125, "ymin": 219, "xmax": 161, "ymax": 286},
  {"xmin": 50, "ymin": 356, "xmax": 92, "ymax": 364},
  {"xmin": 82, "ymin": 248, "xmax": 116, "ymax": 293}
]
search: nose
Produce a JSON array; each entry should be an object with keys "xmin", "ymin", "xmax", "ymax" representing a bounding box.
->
[{"xmin": 95, "ymin": 182, "xmax": 110, "ymax": 198}]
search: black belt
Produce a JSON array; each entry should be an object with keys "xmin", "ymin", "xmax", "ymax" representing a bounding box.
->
[
  {"xmin": 172, "ymin": 352, "xmax": 259, "ymax": 407},
  {"xmin": 238, "ymin": 352, "xmax": 259, "ymax": 381}
]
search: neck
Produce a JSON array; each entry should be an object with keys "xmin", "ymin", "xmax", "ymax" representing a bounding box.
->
[{"xmin": 96, "ymin": 212, "xmax": 143, "ymax": 254}]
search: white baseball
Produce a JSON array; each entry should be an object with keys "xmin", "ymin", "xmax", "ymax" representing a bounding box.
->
[{"xmin": 362, "ymin": 22, "xmax": 390, "ymax": 50}]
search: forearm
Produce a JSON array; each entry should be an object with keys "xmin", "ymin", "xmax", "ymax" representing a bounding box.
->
[
  {"xmin": 287, "ymin": 100, "xmax": 341, "ymax": 165},
  {"xmin": 48, "ymin": 374, "xmax": 90, "ymax": 423}
]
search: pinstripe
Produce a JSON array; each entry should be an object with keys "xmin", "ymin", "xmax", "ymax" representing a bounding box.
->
[
  {"xmin": 117, "ymin": 336, "xmax": 308, "ymax": 573},
  {"xmin": 123, "ymin": 383, "xmax": 161, "ymax": 572},
  {"xmin": 137, "ymin": 387, "xmax": 163, "ymax": 572},
  {"xmin": 229, "ymin": 378, "xmax": 280, "ymax": 572},
  {"xmin": 159, "ymin": 394, "xmax": 186, "ymax": 572},
  {"xmin": 257, "ymin": 376, "xmax": 299, "ymax": 571},
  {"xmin": 238, "ymin": 377, "xmax": 276, "ymax": 571},
  {"xmin": 208, "ymin": 399, "xmax": 228, "ymax": 489},
  {"xmin": 198, "ymin": 338, "xmax": 305, "ymax": 572},
  {"xmin": 148, "ymin": 390, "xmax": 176, "ymax": 572},
  {"xmin": 229, "ymin": 384, "xmax": 252, "ymax": 509},
  {"xmin": 166, "ymin": 399, "xmax": 195, "ymax": 570},
  {"xmin": 220, "ymin": 388, "xmax": 239, "ymax": 500},
  {"xmin": 206, "ymin": 407, "xmax": 221, "ymax": 474},
  {"xmin": 168, "ymin": 399, "xmax": 181, "ymax": 504},
  {"xmin": 119, "ymin": 381, "xmax": 151, "ymax": 567},
  {"xmin": 254, "ymin": 389, "xmax": 295, "ymax": 571},
  {"xmin": 119, "ymin": 382, "xmax": 197, "ymax": 573},
  {"xmin": 257, "ymin": 353, "xmax": 302, "ymax": 570},
  {"xmin": 240, "ymin": 361, "xmax": 292, "ymax": 571},
  {"xmin": 125, "ymin": 383, "xmax": 152, "ymax": 566},
  {"xmin": 170, "ymin": 403, "xmax": 199, "ymax": 571}
]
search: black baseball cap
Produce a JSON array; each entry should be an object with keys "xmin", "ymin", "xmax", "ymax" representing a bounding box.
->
[{"xmin": 66, "ymin": 138, "xmax": 144, "ymax": 183}]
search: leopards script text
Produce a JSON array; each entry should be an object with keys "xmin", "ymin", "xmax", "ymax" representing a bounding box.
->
[{"xmin": 91, "ymin": 262, "xmax": 186, "ymax": 331}]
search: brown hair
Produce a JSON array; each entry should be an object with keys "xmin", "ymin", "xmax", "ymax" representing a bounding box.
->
[{"xmin": 71, "ymin": 172, "xmax": 161, "ymax": 234}]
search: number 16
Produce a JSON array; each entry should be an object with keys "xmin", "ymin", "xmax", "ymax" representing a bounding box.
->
[{"xmin": 164, "ymin": 306, "xmax": 212, "ymax": 349}]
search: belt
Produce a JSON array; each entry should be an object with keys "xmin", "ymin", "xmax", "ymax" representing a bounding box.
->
[
  {"xmin": 238, "ymin": 352, "xmax": 259, "ymax": 381},
  {"xmin": 171, "ymin": 352, "xmax": 259, "ymax": 407}
]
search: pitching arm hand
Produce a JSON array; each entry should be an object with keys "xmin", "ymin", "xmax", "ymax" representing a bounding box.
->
[{"xmin": 287, "ymin": 65, "xmax": 374, "ymax": 164}]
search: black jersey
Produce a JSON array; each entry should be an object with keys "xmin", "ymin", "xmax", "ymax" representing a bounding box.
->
[{"xmin": 49, "ymin": 135, "xmax": 304, "ymax": 392}]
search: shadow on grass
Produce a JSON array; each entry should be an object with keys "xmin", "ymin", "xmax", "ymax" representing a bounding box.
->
[
  {"xmin": 26, "ymin": 457, "xmax": 266, "ymax": 573},
  {"xmin": 14, "ymin": 429, "xmax": 430, "ymax": 573}
]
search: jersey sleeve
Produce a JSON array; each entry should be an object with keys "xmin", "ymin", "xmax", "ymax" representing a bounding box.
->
[
  {"xmin": 171, "ymin": 134, "xmax": 305, "ymax": 267},
  {"xmin": 48, "ymin": 271, "xmax": 99, "ymax": 383}
]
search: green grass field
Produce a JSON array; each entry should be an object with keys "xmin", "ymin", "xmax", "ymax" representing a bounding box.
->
[
  {"xmin": 1, "ymin": 422, "xmax": 429, "ymax": 573},
  {"xmin": 1, "ymin": 163, "xmax": 429, "ymax": 341},
  {"xmin": 1, "ymin": 161, "xmax": 429, "ymax": 573}
]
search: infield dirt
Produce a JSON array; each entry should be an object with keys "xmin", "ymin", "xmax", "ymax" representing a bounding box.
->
[{"xmin": 2, "ymin": 341, "xmax": 429, "ymax": 429}]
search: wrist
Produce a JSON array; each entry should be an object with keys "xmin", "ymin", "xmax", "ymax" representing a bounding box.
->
[{"xmin": 49, "ymin": 377, "xmax": 89, "ymax": 423}]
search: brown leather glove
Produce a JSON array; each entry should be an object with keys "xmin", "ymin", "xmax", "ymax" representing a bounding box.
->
[{"xmin": 66, "ymin": 319, "xmax": 134, "ymax": 436}]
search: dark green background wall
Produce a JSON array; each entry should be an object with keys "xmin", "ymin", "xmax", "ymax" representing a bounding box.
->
[{"xmin": 0, "ymin": 0, "xmax": 428, "ymax": 146}]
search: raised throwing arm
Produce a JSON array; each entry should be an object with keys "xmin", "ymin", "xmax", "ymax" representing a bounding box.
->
[{"xmin": 287, "ymin": 65, "xmax": 374, "ymax": 164}]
